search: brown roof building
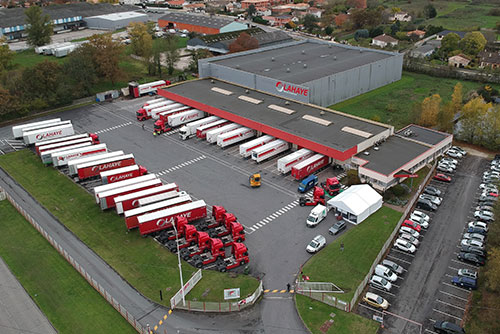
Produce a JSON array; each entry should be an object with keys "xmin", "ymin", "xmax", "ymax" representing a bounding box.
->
[{"xmin": 478, "ymin": 50, "xmax": 500, "ymax": 69}]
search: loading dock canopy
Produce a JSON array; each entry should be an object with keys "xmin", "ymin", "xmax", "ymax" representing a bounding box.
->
[
  {"xmin": 159, "ymin": 79, "xmax": 391, "ymax": 161},
  {"xmin": 327, "ymin": 184, "xmax": 382, "ymax": 224}
]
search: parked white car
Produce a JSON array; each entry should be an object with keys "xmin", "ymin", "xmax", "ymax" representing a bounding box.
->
[
  {"xmin": 410, "ymin": 210, "xmax": 430, "ymax": 223},
  {"xmin": 409, "ymin": 216, "xmax": 429, "ymax": 229},
  {"xmin": 306, "ymin": 235, "xmax": 326, "ymax": 253},
  {"xmin": 399, "ymin": 233, "xmax": 420, "ymax": 246},
  {"xmin": 370, "ymin": 275, "xmax": 392, "ymax": 292},
  {"xmin": 375, "ymin": 264, "xmax": 398, "ymax": 282},
  {"xmin": 399, "ymin": 226, "xmax": 420, "ymax": 239},
  {"xmin": 461, "ymin": 239, "xmax": 485, "ymax": 249},
  {"xmin": 394, "ymin": 238, "xmax": 416, "ymax": 253}
]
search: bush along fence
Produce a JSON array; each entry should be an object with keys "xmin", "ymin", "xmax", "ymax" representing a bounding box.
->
[{"xmin": 0, "ymin": 186, "xmax": 149, "ymax": 334}]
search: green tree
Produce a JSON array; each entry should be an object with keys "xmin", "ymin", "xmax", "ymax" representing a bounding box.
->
[
  {"xmin": 440, "ymin": 32, "xmax": 460, "ymax": 56},
  {"xmin": 459, "ymin": 31, "xmax": 487, "ymax": 56},
  {"xmin": 423, "ymin": 4, "xmax": 437, "ymax": 19},
  {"xmin": 188, "ymin": 48, "xmax": 211, "ymax": 73},
  {"xmin": 25, "ymin": 5, "xmax": 53, "ymax": 47},
  {"xmin": 350, "ymin": 8, "xmax": 382, "ymax": 29},
  {"xmin": 419, "ymin": 94, "xmax": 441, "ymax": 127},
  {"xmin": 128, "ymin": 22, "xmax": 153, "ymax": 57},
  {"xmin": 164, "ymin": 36, "xmax": 180, "ymax": 75},
  {"xmin": 247, "ymin": 4, "xmax": 256, "ymax": 17},
  {"xmin": 0, "ymin": 37, "xmax": 14, "ymax": 73},
  {"xmin": 303, "ymin": 14, "xmax": 319, "ymax": 32},
  {"xmin": 63, "ymin": 45, "xmax": 98, "ymax": 97},
  {"xmin": 496, "ymin": 21, "xmax": 500, "ymax": 34},
  {"xmin": 87, "ymin": 34, "xmax": 124, "ymax": 85},
  {"xmin": 325, "ymin": 25, "xmax": 333, "ymax": 35},
  {"xmin": 0, "ymin": 85, "xmax": 23, "ymax": 120},
  {"xmin": 482, "ymin": 105, "xmax": 500, "ymax": 150}
]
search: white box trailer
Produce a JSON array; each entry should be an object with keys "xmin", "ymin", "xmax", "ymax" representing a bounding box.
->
[
  {"xmin": 151, "ymin": 103, "xmax": 184, "ymax": 120},
  {"xmin": 12, "ymin": 118, "xmax": 62, "ymax": 138},
  {"xmin": 44, "ymin": 42, "xmax": 72, "ymax": 55},
  {"xmin": 137, "ymin": 190, "xmax": 187, "ymax": 206},
  {"xmin": 206, "ymin": 123, "xmax": 240, "ymax": 144},
  {"xmin": 35, "ymin": 134, "xmax": 89, "ymax": 153},
  {"xmin": 115, "ymin": 183, "xmax": 179, "ymax": 214},
  {"xmin": 217, "ymin": 127, "xmax": 256, "ymax": 148},
  {"xmin": 251, "ymin": 139, "xmax": 289, "ymax": 163},
  {"xmin": 168, "ymin": 109, "xmax": 205, "ymax": 127},
  {"xmin": 98, "ymin": 179, "xmax": 163, "ymax": 210},
  {"xmin": 179, "ymin": 116, "xmax": 220, "ymax": 140},
  {"xmin": 23, "ymin": 124, "xmax": 75, "ymax": 145},
  {"xmin": 239, "ymin": 135, "xmax": 274, "ymax": 158},
  {"xmin": 51, "ymin": 143, "xmax": 108, "ymax": 167},
  {"xmin": 157, "ymin": 106, "xmax": 191, "ymax": 119},
  {"xmin": 21, "ymin": 120, "xmax": 72, "ymax": 139},
  {"xmin": 143, "ymin": 98, "xmax": 165, "ymax": 106},
  {"xmin": 196, "ymin": 119, "xmax": 230, "ymax": 139},
  {"xmin": 54, "ymin": 44, "xmax": 77, "ymax": 57},
  {"xmin": 277, "ymin": 148, "xmax": 314, "ymax": 174},
  {"xmin": 94, "ymin": 174, "xmax": 158, "ymax": 204},
  {"xmin": 68, "ymin": 151, "xmax": 124, "ymax": 176},
  {"xmin": 40, "ymin": 142, "xmax": 93, "ymax": 165},
  {"xmin": 38, "ymin": 137, "xmax": 93, "ymax": 156}
]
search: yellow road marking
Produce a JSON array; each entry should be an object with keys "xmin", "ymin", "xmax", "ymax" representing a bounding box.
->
[
  {"xmin": 159, "ymin": 320, "xmax": 163, "ymax": 325},
  {"xmin": 163, "ymin": 314, "xmax": 167, "ymax": 320},
  {"xmin": 168, "ymin": 309, "xmax": 173, "ymax": 315},
  {"xmin": 272, "ymin": 289, "xmax": 278, "ymax": 293},
  {"xmin": 154, "ymin": 325, "xmax": 158, "ymax": 331},
  {"xmin": 290, "ymin": 289, "xmax": 295, "ymax": 293},
  {"xmin": 280, "ymin": 289, "xmax": 286, "ymax": 293},
  {"xmin": 264, "ymin": 289, "xmax": 270, "ymax": 293}
]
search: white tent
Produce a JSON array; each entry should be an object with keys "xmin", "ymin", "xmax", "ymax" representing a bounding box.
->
[{"xmin": 327, "ymin": 184, "xmax": 382, "ymax": 224}]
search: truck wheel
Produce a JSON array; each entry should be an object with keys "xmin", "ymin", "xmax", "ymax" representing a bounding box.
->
[
  {"xmin": 219, "ymin": 267, "xmax": 227, "ymax": 272},
  {"xmin": 240, "ymin": 260, "xmax": 246, "ymax": 265},
  {"xmin": 183, "ymin": 254, "xmax": 190, "ymax": 261},
  {"xmin": 196, "ymin": 262, "xmax": 202, "ymax": 268},
  {"xmin": 190, "ymin": 240, "xmax": 196, "ymax": 246}
]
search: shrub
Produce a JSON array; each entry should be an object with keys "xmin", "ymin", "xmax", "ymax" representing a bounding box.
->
[{"xmin": 346, "ymin": 169, "xmax": 361, "ymax": 185}]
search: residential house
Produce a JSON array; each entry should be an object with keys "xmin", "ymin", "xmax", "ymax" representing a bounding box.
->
[
  {"xmin": 448, "ymin": 54, "xmax": 471, "ymax": 68},
  {"xmin": 391, "ymin": 12, "xmax": 411, "ymax": 22},
  {"xmin": 241, "ymin": 0, "xmax": 270, "ymax": 9},
  {"xmin": 478, "ymin": 50, "xmax": 500, "ymax": 69},
  {"xmin": 263, "ymin": 14, "xmax": 292, "ymax": 27},
  {"xmin": 183, "ymin": 3, "xmax": 206, "ymax": 12},
  {"xmin": 407, "ymin": 29, "xmax": 425, "ymax": 39},
  {"xmin": 372, "ymin": 34, "xmax": 398, "ymax": 48},
  {"xmin": 167, "ymin": 0, "xmax": 184, "ymax": 9},
  {"xmin": 307, "ymin": 7, "xmax": 323, "ymax": 18},
  {"xmin": 436, "ymin": 30, "xmax": 466, "ymax": 40},
  {"xmin": 409, "ymin": 39, "xmax": 440, "ymax": 58}
]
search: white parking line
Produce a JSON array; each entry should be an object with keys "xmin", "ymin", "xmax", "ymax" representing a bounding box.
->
[
  {"xmin": 425, "ymin": 329, "xmax": 439, "ymax": 334},
  {"xmin": 445, "ymin": 274, "xmax": 454, "ymax": 278},
  {"xmin": 448, "ymin": 266, "xmax": 460, "ymax": 271},
  {"xmin": 357, "ymin": 303, "xmax": 383, "ymax": 314},
  {"xmin": 386, "ymin": 254, "xmax": 412, "ymax": 265},
  {"xmin": 156, "ymin": 155, "xmax": 206, "ymax": 175},
  {"xmin": 451, "ymin": 259, "xmax": 478, "ymax": 268},
  {"xmin": 428, "ymin": 318, "xmax": 436, "ymax": 323},
  {"xmin": 442, "ymin": 282, "xmax": 472, "ymax": 293},
  {"xmin": 391, "ymin": 248, "xmax": 416, "ymax": 257},
  {"xmin": 436, "ymin": 299, "xmax": 465, "ymax": 311},
  {"xmin": 432, "ymin": 309, "xmax": 462, "ymax": 321},
  {"xmin": 369, "ymin": 287, "xmax": 395, "ymax": 297}
]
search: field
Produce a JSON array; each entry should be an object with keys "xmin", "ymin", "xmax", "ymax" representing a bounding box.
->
[
  {"xmin": 301, "ymin": 206, "xmax": 402, "ymax": 302},
  {"xmin": 0, "ymin": 200, "xmax": 136, "ymax": 334},
  {"xmin": 0, "ymin": 150, "xmax": 259, "ymax": 306},
  {"xmin": 295, "ymin": 294, "xmax": 379, "ymax": 334},
  {"xmin": 330, "ymin": 72, "xmax": 497, "ymax": 130}
]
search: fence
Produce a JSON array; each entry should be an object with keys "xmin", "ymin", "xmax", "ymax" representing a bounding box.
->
[
  {"xmin": 348, "ymin": 163, "xmax": 437, "ymax": 311},
  {"xmin": 296, "ymin": 281, "xmax": 344, "ymax": 293},
  {"xmin": 173, "ymin": 281, "xmax": 263, "ymax": 312},
  {"xmin": 170, "ymin": 269, "xmax": 203, "ymax": 309},
  {"xmin": 0, "ymin": 186, "xmax": 148, "ymax": 334}
]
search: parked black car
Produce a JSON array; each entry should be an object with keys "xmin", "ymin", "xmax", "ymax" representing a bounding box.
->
[
  {"xmin": 460, "ymin": 245, "xmax": 486, "ymax": 258},
  {"xmin": 433, "ymin": 320, "xmax": 465, "ymax": 333},
  {"xmin": 467, "ymin": 227, "xmax": 487, "ymax": 236},
  {"xmin": 424, "ymin": 186, "xmax": 442, "ymax": 197},
  {"xmin": 416, "ymin": 199, "xmax": 437, "ymax": 211},
  {"xmin": 457, "ymin": 252, "xmax": 485, "ymax": 266}
]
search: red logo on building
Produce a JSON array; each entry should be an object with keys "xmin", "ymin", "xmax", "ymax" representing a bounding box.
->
[{"xmin": 275, "ymin": 81, "xmax": 308, "ymax": 97}]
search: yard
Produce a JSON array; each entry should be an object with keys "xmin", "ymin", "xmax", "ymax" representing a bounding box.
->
[
  {"xmin": 0, "ymin": 150, "xmax": 260, "ymax": 306},
  {"xmin": 0, "ymin": 200, "xmax": 136, "ymax": 334}
]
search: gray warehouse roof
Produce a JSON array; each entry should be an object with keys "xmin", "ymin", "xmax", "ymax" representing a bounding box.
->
[
  {"xmin": 159, "ymin": 12, "xmax": 237, "ymax": 29},
  {"xmin": 208, "ymin": 40, "xmax": 397, "ymax": 84},
  {"xmin": 397, "ymin": 124, "xmax": 449, "ymax": 146},
  {"xmin": 162, "ymin": 79, "xmax": 391, "ymax": 153},
  {"xmin": 0, "ymin": 3, "xmax": 138, "ymax": 28}
]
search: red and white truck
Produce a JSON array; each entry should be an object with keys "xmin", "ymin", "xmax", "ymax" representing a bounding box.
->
[
  {"xmin": 179, "ymin": 116, "xmax": 220, "ymax": 140},
  {"xmin": 251, "ymin": 139, "xmax": 289, "ymax": 163},
  {"xmin": 168, "ymin": 109, "xmax": 204, "ymax": 128},
  {"xmin": 98, "ymin": 179, "xmax": 163, "ymax": 210},
  {"xmin": 94, "ymin": 174, "xmax": 158, "ymax": 204},
  {"xmin": 206, "ymin": 123, "xmax": 240, "ymax": 144},
  {"xmin": 114, "ymin": 183, "xmax": 179, "ymax": 214},
  {"xmin": 143, "ymin": 97, "xmax": 165, "ymax": 107},
  {"xmin": 239, "ymin": 135, "xmax": 274, "ymax": 158},
  {"xmin": 35, "ymin": 133, "xmax": 99, "ymax": 155},
  {"xmin": 124, "ymin": 195, "xmax": 192, "ymax": 230},
  {"xmin": 76, "ymin": 154, "xmax": 136, "ymax": 181},
  {"xmin": 138, "ymin": 200, "xmax": 207, "ymax": 235},
  {"xmin": 291, "ymin": 154, "xmax": 330, "ymax": 180},
  {"xmin": 23, "ymin": 123, "xmax": 75, "ymax": 145},
  {"xmin": 153, "ymin": 106, "xmax": 191, "ymax": 134},
  {"xmin": 100, "ymin": 165, "xmax": 148, "ymax": 184},
  {"xmin": 151, "ymin": 103, "xmax": 184, "ymax": 120},
  {"xmin": 51, "ymin": 144, "xmax": 108, "ymax": 167},
  {"xmin": 217, "ymin": 127, "xmax": 255, "ymax": 148},
  {"xmin": 136, "ymin": 190, "xmax": 187, "ymax": 207},
  {"xmin": 68, "ymin": 151, "xmax": 124, "ymax": 176},
  {"xmin": 277, "ymin": 149, "xmax": 314, "ymax": 174},
  {"xmin": 38, "ymin": 137, "xmax": 94, "ymax": 157},
  {"xmin": 136, "ymin": 99, "xmax": 174, "ymax": 121},
  {"xmin": 196, "ymin": 119, "xmax": 230, "ymax": 139},
  {"xmin": 129, "ymin": 80, "xmax": 169, "ymax": 98},
  {"xmin": 12, "ymin": 118, "xmax": 62, "ymax": 138},
  {"xmin": 40, "ymin": 142, "xmax": 93, "ymax": 165}
]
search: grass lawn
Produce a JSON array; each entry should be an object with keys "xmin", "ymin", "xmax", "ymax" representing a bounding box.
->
[
  {"xmin": 295, "ymin": 294, "xmax": 379, "ymax": 334},
  {"xmin": 0, "ymin": 200, "xmax": 136, "ymax": 334},
  {"xmin": 301, "ymin": 206, "xmax": 402, "ymax": 303},
  {"xmin": 0, "ymin": 150, "xmax": 259, "ymax": 306},
  {"xmin": 330, "ymin": 72, "xmax": 498, "ymax": 130},
  {"xmin": 12, "ymin": 49, "xmax": 67, "ymax": 68}
]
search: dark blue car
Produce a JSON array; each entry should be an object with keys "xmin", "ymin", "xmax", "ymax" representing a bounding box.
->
[{"xmin": 451, "ymin": 276, "xmax": 477, "ymax": 290}]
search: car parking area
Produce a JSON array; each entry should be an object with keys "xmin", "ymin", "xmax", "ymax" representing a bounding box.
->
[{"xmin": 356, "ymin": 153, "xmax": 487, "ymax": 333}]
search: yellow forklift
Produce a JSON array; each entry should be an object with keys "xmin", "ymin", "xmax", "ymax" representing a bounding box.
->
[{"xmin": 249, "ymin": 173, "xmax": 261, "ymax": 188}]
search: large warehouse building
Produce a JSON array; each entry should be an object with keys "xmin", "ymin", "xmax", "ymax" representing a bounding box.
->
[
  {"xmin": 158, "ymin": 12, "xmax": 248, "ymax": 35},
  {"xmin": 84, "ymin": 11, "xmax": 148, "ymax": 30},
  {"xmin": 199, "ymin": 39, "xmax": 404, "ymax": 107}
]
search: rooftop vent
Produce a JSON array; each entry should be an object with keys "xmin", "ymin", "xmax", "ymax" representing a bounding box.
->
[
  {"xmin": 210, "ymin": 79, "xmax": 215, "ymax": 83},
  {"xmin": 302, "ymin": 50, "xmax": 305, "ymax": 54},
  {"xmin": 269, "ymin": 104, "xmax": 295, "ymax": 115},
  {"xmin": 341, "ymin": 126, "xmax": 372, "ymax": 138},
  {"xmin": 363, "ymin": 151, "xmax": 370, "ymax": 156},
  {"xmin": 264, "ymin": 68, "xmax": 270, "ymax": 72},
  {"xmin": 303, "ymin": 63, "xmax": 307, "ymax": 68},
  {"xmin": 334, "ymin": 56, "xmax": 337, "ymax": 61},
  {"xmin": 328, "ymin": 44, "xmax": 332, "ymax": 48},
  {"xmin": 236, "ymin": 64, "xmax": 240, "ymax": 69},
  {"xmin": 359, "ymin": 49, "xmax": 363, "ymax": 53},
  {"xmin": 271, "ymin": 57, "xmax": 275, "ymax": 61},
  {"xmin": 285, "ymin": 101, "xmax": 290, "ymax": 105},
  {"xmin": 286, "ymin": 68, "xmax": 290, "ymax": 72},
  {"xmin": 245, "ymin": 89, "xmax": 249, "ymax": 94},
  {"xmin": 211, "ymin": 87, "xmax": 233, "ymax": 95},
  {"xmin": 403, "ymin": 130, "xmax": 413, "ymax": 137},
  {"xmin": 303, "ymin": 115, "xmax": 332, "ymax": 126},
  {"xmin": 238, "ymin": 95, "xmax": 262, "ymax": 104}
]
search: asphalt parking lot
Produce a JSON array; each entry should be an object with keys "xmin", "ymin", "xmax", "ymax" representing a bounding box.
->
[{"xmin": 356, "ymin": 153, "xmax": 486, "ymax": 333}]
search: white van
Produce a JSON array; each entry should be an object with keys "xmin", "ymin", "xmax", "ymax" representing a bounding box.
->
[
  {"xmin": 306, "ymin": 204, "xmax": 328, "ymax": 227},
  {"xmin": 375, "ymin": 264, "xmax": 398, "ymax": 282}
]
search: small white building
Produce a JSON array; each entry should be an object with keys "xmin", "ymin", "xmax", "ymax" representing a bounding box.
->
[
  {"xmin": 327, "ymin": 184, "xmax": 383, "ymax": 225},
  {"xmin": 372, "ymin": 34, "xmax": 398, "ymax": 48},
  {"xmin": 84, "ymin": 11, "xmax": 148, "ymax": 30}
]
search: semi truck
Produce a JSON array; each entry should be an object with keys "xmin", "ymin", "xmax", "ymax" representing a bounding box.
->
[
  {"xmin": 51, "ymin": 144, "xmax": 108, "ymax": 167},
  {"xmin": 277, "ymin": 149, "xmax": 314, "ymax": 174},
  {"xmin": 124, "ymin": 195, "xmax": 191, "ymax": 229},
  {"xmin": 114, "ymin": 183, "xmax": 179, "ymax": 214},
  {"xmin": 76, "ymin": 154, "xmax": 136, "ymax": 181},
  {"xmin": 142, "ymin": 97, "xmax": 165, "ymax": 107},
  {"xmin": 35, "ymin": 133, "xmax": 99, "ymax": 154},
  {"xmin": 191, "ymin": 242, "xmax": 249, "ymax": 271},
  {"xmin": 189, "ymin": 237, "xmax": 225, "ymax": 268},
  {"xmin": 23, "ymin": 123, "xmax": 75, "ymax": 145},
  {"xmin": 94, "ymin": 174, "xmax": 158, "ymax": 204},
  {"xmin": 153, "ymin": 106, "xmax": 192, "ymax": 134},
  {"xmin": 180, "ymin": 231, "xmax": 211, "ymax": 261},
  {"xmin": 164, "ymin": 224, "xmax": 198, "ymax": 253},
  {"xmin": 37, "ymin": 137, "xmax": 94, "ymax": 157},
  {"xmin": 40, "ymin": 142, "xmax": 93, "ymax": 165},
  {"xmin": 129, "ymin": 80, "xmax": 169, "ymax": 98},
  {"xmin": 168, "ymin": 109, "xmax": 204, "ymax": 128},
  {"xmin": 136, "ymin": 190, "xmax": 187, "ymax": 207},
  {"xmin": 138, "ymin": 200, "xmax": 207, "ymax": 235},
  {"xmin": 151, "ymin": 103, "xmax": 184, "ymax": 120},
  {"xmin": 136, "ymin": 99, "xmax": 174, "ymax": 121},
  {"xmin": 217, "ymin": 127, "xmax": 256, "ymax": 148},
  {"xmin": 291, "ymin": 154, "xmax": 329, "ymax": 180},
  {"xmin": 98, "ymin": 179, "xmax": 163, "ymax": 210},
  {"xmin": 239, "ymin": 135, "xmax": 274, "ymax": 158},
  {"xmin": 179, "ymin": 116, "xmax": 220, "ymax": 140},
  {"xmin": 100, "ymin": 165, "xmax": 148, "ymax": 184},
  {"xmin": 68, "ymin": 151, "xmax": 124, "ymax": 176},
  {"xmin": 206, "ymin": 123, "xmax": 240, "ymax": 144},
  {"xmin": 12, "ymin": 118, "xmax": 62, "ymax": 138},
  {"xmin": 21, "ymin": 120, "xmax": 72, "ymax": 137},
  {"xmin": 196, "ymin": 119, "xmax": 230, "ymax": 139},
  {"xmin": 251, "ymin": 140, "xmax": 289, "ymax": 163}
]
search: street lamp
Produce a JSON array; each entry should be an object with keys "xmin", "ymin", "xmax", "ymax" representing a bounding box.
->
[{"xmin": 171, "ymin": 223, "xmax": 186, "ymax": 306}]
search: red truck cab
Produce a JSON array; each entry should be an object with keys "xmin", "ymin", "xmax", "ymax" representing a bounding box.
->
[
  {"xmin": 89, "ymin": 133, "xmax": 100, "ymax": 144},
  {"xmin": 217, "ymin": 243, "xmax": 249, "ymax": 272}
]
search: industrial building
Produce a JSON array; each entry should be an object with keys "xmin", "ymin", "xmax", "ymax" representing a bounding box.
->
[
  {"xmin": 158, "ymin": 12, "xmax": 248, "ymax": 35},
  {"xmin": 84, "ymin": 11, "xmax": 148, "ymax": 30},
  {"xmin": 199, "ymin": 39, "xmax": 403, "ymax": 107},
  {"xmin": 352, "ymin": 125, "xmax": 452, "ymax": 191}
]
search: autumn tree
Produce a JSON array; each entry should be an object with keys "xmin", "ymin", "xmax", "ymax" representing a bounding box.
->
[
  {"xmin": 419, "ymin": 94, "xmax": 441, "ymax": 127},
  {"xmin": 129, "ymin": 22, "xmax": 153, "ymax": 57},
  {"xmin": 164, "ymin": 36, "xmax": 180, "ymax": 75},
  {"xmin": 229, "ymin": 32, "xmax": 259, "ymax": 53},
  {"xmin": 458, "ymin": 97, "xmax": 491, "ymax": 144},
  {"xmin": 450, "ymin": 83, "xmax": 463, "ymax": 113},
  {"xmin": 334, "ymin": 13, "xmax": 349, "ymax": 28},
  {"xmin": 303, "ymin": 14, "xmax": 319, "ymax": 32},
  {"xmin": 63, "ymin": 45, "xmax": 98, "ymax": 97},
  {"xmin": 481, "ymin": 105, "xmax": 500, "ymax": 150},
  {"xmin": 459, "ymin": 31, "xmax": 487, "ymax": 56},
  {"xmin": 346, "ymin": 0, "xmax": 366, "ymax": 9},
  {"xmin": 350, "ymin": 7, "xmax": 383, "ymax": 29},
  {"xmin": 0, "ymin": 37, "xmax": 14, "ymax": 73},
  {"xmin": 0, "ymin": 85, "xmax": 23, "ymax": 120},
  {"xmin": 86, "ymin": 34, "xmax": 124, "ymax": 85},
  {"xmin": 25, "ymin": 5, "xmax": 53, "ymax": 47}
]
